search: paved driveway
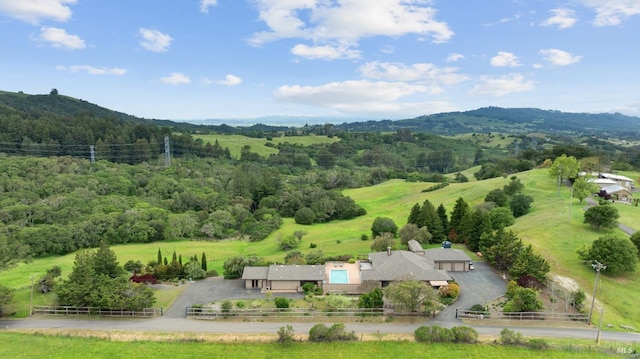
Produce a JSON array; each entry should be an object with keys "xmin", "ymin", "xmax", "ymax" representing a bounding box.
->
[
  {"xmin": 435, "ymin": 261, "xmax": 507, "ymax": 323},
  {"xmin": 163, "ymin": 277, "xmax": 302, "ymax": 318}
]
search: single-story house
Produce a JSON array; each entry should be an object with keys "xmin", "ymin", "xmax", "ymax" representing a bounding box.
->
[
  {"xmin": 242, "ymin": 248, "xmax": 467, "ymax": 292},
  {"xmin": 361, "ymin": 250, "xmax": 452, "ymax": 288},
  {"xmin": 599, "ymin": 185, "xmax": 633, "ymax": 203},
  {"xmin": 581, "ymin": 172, "xmax": 635, "ymax": 190},
  {"xmin": 242, "ymin": 264, "xmax": 325, "ymax": 292}
]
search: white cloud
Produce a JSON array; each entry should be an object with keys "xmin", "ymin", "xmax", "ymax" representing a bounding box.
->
[
  {"xmin": 580, "ymin": 0, "xmax": 640, "ymax": 26},
  {"xmin": 56, "ymin": 65, "xmax": 126, "ymax": 75},
  {"xmin": 291, "ymin": 44, "xmax": 360, "ymax": 60},
  {"xmin": 469, "ymin": 73, "xmax": 535, "ymax": 96},
  {"xmin": 446, "ymin": 53, "xmax": 464, "ymax": 62},
  {"xmin": 38, "ymin": 27, "xmax": 85, "ymax": 49},
  {"xmin": 249, "ymin": 0, "xmax": 453, "ymax": 47},
  {"xmin": 0, "ymin": 0, "xmax": 76, "ymax": 24},
  {"xmin": 541, "ymin": 8, "xmax": 577, "ymax": 29},
  {"xmin": 274, "ymin": 79, "xmax": 454, "ymax": 116},
  {"xmin": 161, "ymin": 72, "xmax": 190, "ymax": 85},
  {"xmin": 540, "ymin": 48, "xmax": 582, "ymax": 66},
  {"xmin": 359, "ymin": 61, "xmax": 468, "ymax": 86},
  {"xmin": 490, "ymin": 52, "xmax": 521, "ymax": 67},
  {"xmin": 139, "ymin": 28, "xmax": 173, "ymax": 52},
  {"xmin": 200, "ymin": 0, "xmax": 217, "ymax": 14},
  {"xmin": 217, "ymin": 74, "xmax": 243, "ymax": 86}
]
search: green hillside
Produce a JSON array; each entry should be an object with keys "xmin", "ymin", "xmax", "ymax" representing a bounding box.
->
[{"xmin": 2, "ymin": 168, "xmax": 638, "ymax": 329}]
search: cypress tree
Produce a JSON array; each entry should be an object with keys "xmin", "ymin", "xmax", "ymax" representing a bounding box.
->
[
  {"xmin": 407, "ymin": 203, "xmax": 421, "ymax": 225},
  {"xmin": 172, "ymin": 251, "xmax": 177, "ymax": 264},
  {"xmin": 163, "ymin": 257, "xmax": 168, "ymax": 266},
  {"xmin": 157, "ymin": 249, "xmax": 162, "ymax": 265},
  {"xmin": 201, "ymin": 252, "xmax": 207, "ymax": 271},
  {"xmin": 437, "ymin": 204, "xmax": 449, "ymax": 238},
  {"xmin": 178, "ymin": 254, "xmax": 183, "ymax": 266}
]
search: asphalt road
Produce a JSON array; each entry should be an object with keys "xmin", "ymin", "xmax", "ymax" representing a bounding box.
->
[{"xmin": 2, "ymin": 316, "xmax": 640, "ymax": 343}]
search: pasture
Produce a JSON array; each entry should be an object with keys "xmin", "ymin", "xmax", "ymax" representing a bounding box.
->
[{"xmin": 192, "ymin": 134, "xmax": 339, "ymax": 157}]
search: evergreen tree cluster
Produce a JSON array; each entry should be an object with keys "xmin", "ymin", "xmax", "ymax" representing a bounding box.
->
[{"xmin": 56, "ymin": 241, "xmax": 155, "ymax": 310}]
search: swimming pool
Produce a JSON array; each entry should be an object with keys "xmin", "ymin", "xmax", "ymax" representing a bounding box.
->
[{"xmin": 330, "ymin": 269, "xmax": 349, "ymax": 284}]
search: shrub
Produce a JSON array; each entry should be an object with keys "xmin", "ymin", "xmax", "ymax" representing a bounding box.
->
[
  {"xmin": 302, "ymin": 282, "xmax": 316, "ymax": 295},
  {"xmin": 274, "ymin": 297, "xmax": 290, "ymax": 309},
  {"xmin": 438, "ymin": 283, "xmax": 461, "ymax": 298},
  {"xmin": 236, "ymin": 301, "xmax": 245, "ymax": 309},
  {"xmin": 451, "ymin": 326, "xmax": 478, "ymax": 343},
  {"xmin": 527, "ymin": 338, "xmax": 550, "ymax": 350},
  {"xmin": 221, "ymin": 300, "xmax": 232, "ymax": 313},
  {"xmin": 276, "ymin": 325, "xmax": 295, "ymax": 344},
  {"xmin": 469, "ymin": 304, "xmax": 487, "ymax": 313},
  {"xmin": 414, "ymin": 326, "xmax": 454, "ymax": 343},
  {"xmin": 309, "ymin": 242, "xmax": 317, "ymax": 248},
  {"xmin": 309, "ymin": 323, "xmax": 357, "ymax": 342},
  {"xmin": 308, "ymin": 324, "xmax": 329, "ymax": 342},
  {"xmin": 500, "ymin": 328, "xmax": 524, "ymax": 345},
  {"xmin": 206, "ymin": 269, "xmax": 219, "ymax": 277},
  {"xmin": 360, "ymin": 234, "xmax": 369, "ymax": 241}
]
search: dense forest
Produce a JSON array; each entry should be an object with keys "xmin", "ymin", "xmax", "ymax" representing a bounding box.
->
[{"xmin": 2, "ymin": 90, "xmax": 640, "ymax": 260}]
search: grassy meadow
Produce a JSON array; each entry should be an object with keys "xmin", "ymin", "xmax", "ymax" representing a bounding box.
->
[
  {"xmin": 0, "ymin": 332, "xmax": 625, "ymax": 359},
  {"xmin": 1, "ymin": 168, "xmax": 639, "ymax": 330},
  {"xmin": 192, "ymin": 134, "xmax": 339, "ymax": 158}
]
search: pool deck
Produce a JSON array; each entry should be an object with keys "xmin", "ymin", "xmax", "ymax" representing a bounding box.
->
[{"xmin": 325, "ymin": 261, "xmax": 361, "ymax": 284}]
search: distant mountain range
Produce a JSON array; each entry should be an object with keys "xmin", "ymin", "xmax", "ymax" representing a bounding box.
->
[{"xmin": 2, "ymin": 90, "xmax": 639, "ymax": 136}]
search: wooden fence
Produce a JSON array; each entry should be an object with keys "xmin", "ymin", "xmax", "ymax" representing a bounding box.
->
[
  {"xmin": 456, "ymin": 309, "xmax": 589, "ymax": 323},
  {"xmin": 186, "ymin": 307, "xmax": 425, "ymax": 319},
  {"xmin": 32, "ymin": 306, "xmax": 162, "ymax": 317}
]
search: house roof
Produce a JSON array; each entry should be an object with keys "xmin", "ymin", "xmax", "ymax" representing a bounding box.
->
[
  {"xmin": 581, "ymin": 172, "xmax": 634, "ymax": 183},
  {"xmin": 424, "ymin": 248, "xmax": 472, "ymax": 262},
  {"xmin": 589, "ymin": 178, "xmax": 617, "ymax": 185},
  {"xmin": 241, "ymin": 266, "xmax": 269, "ymax": 280},
  {"xmin": 266, "ymin": 264, "xmax": 325, "ymax": 281},
  {"xmin": 362, "ymin": 251, "xmax": 451, "ymax": 282},
  {"xmin": 407, "ymin": 240, "xmax": 425, "ymax": 253},
  {"xmin": 602, "ymin": 185, "xmax": 632, "ymax": 195}
]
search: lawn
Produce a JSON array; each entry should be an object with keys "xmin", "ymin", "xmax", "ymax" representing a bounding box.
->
[
  {"xmin": 0, "ymin": 332, "xmax": 623, "ymax": 359},
  {"xmin": 1, "ymin": 169, "xmax": 639, "ymax": 329}
]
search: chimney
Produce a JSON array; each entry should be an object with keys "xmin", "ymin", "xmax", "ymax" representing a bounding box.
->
[{"xmin": 387, "ymin": 246, "xmax": 392, "ymax": 256}]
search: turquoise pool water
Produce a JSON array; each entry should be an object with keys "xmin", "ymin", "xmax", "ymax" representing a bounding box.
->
[{"xmin": 330, "ymin": 269, "xmax": 349, "ymax": 284}]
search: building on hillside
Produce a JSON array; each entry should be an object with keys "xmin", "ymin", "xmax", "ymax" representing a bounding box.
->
[
  {"xmin": 242, "ymin": 247, "xmax": 473, "ymax": 293},
  {"xmin": 361, "ymin": 250, "xmax": 452, "ymax": 289}
]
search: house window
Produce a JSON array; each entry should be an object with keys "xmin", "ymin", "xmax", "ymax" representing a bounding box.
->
[{"xmin": 252, "ymin": 280, "xmax": 259, "ymax": 288}]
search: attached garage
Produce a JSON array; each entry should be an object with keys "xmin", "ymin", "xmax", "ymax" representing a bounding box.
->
[{"xmin": 424, "ymin": 248, "xmax": 473, "ymax": 272}]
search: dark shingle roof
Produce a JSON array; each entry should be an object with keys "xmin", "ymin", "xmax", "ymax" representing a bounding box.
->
[
  {"xmin": 266, "ymin": 264, "xmax": 325, "ymax": 281},
  {"xmin": 242, "ymin": 266, "xmax": 269, "ymax": 280},
  {"xmin": 424, "ymin": 248, "xmax": 472, "ymax": 262},
  {"xmin": 362, "ymin": 251, "xmax": 451, "ymax": 282}
]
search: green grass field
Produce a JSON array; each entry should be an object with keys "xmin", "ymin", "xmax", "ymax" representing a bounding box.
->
[
  {"xmin": 192, "ymin": 134, "xmax": 339, "ymax": 158},
  {"xmin": 0, "ymin": 332, "xmax": 624, "ymax": 358},
  {"xmin": 1, "ymin": 169, "xmax": 639, "ymax": 330}
]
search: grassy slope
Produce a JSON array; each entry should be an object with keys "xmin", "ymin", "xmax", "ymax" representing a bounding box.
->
[
  {"xmin": 1, "ymin": 169, "xmax": 638, "ymax": 329},
  {"xmin": 192, "ymin": 134, "xmax": 339, "ymax": 157}
]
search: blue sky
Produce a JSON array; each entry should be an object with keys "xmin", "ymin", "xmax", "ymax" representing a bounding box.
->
[{"xmin": 1, "ymin": 0, "xmax": 640, "ymax": 122}]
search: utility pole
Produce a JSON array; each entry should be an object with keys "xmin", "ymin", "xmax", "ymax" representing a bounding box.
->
[
  {"xmin": 164, "ymin": 136, "xmax": 171, "ymax": 167},
  {"xmin": 29, "ymin": 274, "xmax": 37, "ymax": 316},
  {"xmin": 588, "ymin": 261, "xmax": 606, "ymax": 325},
  {"xmin": 90, "ymin": 145, "xmax": 95, "ymax": 163}
]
